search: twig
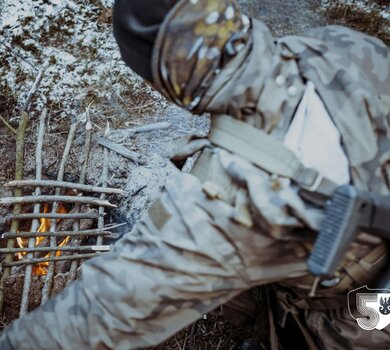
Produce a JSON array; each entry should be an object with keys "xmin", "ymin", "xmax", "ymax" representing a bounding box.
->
[
  {"xmin": 132, "ymin": 121, "xmax": 171, "ymax": 134},
  {"xmin": 0, "ymin": 114, "xmax": 17, "ymax": 134},
  {"xmin": 0, "ymin": 245, "xmax": 111, "ymax": 254},
  {"xmin": 110, "ymin": 121, "xmax": 171, "ymax": 138},
  {"xmin": 22, "ymin": 61, "xmax": 49, "ymax": 112},
  {"xmin": 67, "ymin": 114, "xmax": 93, "ymax": 283},
  {"xmin": 2, "ymin": 229, "xmax": 113, "ymax": 238},
  {"xmin": 189, "ymin": 321, "xmax": 197, "ymax": 345},
  {"xmin": 3, "ymin": 253, "xmax": 102, "ymax": 267},
  {"xmin": 0, "ymin": 41, "xmax": 38, "ymax": 72},
  {"xmin": 41, "ymin": 122, "xmax": 77, "ymax": 304},
  {"xmin": 67, "ymin": 123, "xmax": 112, "ymax": 282},
  {"xmin": 98, "ymin": 123, "xmax": 110, "ymax": 246},
  {"xmin": 0, "ymin": 195, "xmax": 116, "ymax": 207},
  {"xmin": 80, "ymin": 114, "xmax": 93, "ymax": 185},
  {"xmin": 6, "ymin": 212, "xmax": 102, "ymax": 220},
  {"xmin": 0, "ymin": 111, "xmax": 29, "ymax": 313},
  {"xmin": 5, "ymin": 180, "xmax": 124, "ymax": 195},
  {"xmin": 20, "ymin": 108, "xmax": 46, "ymax": 316},
  {"xmin": 97, "ymin": 137, "xmax": 145, "ymax": 164}
]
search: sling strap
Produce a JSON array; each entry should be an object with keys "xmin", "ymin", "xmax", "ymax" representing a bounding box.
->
[{"xmin": 209, "ymin": 114, "xmax": 338, "ymax": 198}]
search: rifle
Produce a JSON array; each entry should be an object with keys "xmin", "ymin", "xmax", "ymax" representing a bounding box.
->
[{"xmin": 308, "ymin": 185, "xmax": 390, "ymax": 289}]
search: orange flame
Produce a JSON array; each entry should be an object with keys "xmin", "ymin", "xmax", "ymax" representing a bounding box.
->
[{"xmin": 16, "ymin": 204, "xmax": 71, "ymax": 275}]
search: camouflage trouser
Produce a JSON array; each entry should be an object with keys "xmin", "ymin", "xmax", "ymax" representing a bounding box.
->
[{"xmin": 0, "ymin": 163, "xmax": 389, "ymax": 349}]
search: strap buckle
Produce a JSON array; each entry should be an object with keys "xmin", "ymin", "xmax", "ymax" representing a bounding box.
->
[{"xmin": 305, "ymin": 173, "xmax": 324, "ymax": 192}]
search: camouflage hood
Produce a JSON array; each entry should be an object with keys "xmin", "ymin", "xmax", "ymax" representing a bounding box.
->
[{"xmin": 152, "ymin": 0, "xmax": 390, "ymax": 194}]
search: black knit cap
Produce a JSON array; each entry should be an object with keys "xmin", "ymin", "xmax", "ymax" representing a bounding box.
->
[{"xmin": 113, "ymin": 0, "xmax": 178, "ymax": 82}]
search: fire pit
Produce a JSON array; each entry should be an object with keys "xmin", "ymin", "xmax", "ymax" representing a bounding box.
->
[{"xmin": 0, "ymin": 106, "xmax": 126, "ymax": 322}]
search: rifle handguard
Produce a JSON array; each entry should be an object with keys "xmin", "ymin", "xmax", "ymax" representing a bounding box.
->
[{"xmin": 308, "ymin": 185, "xmax": 390, "ymax": 278}]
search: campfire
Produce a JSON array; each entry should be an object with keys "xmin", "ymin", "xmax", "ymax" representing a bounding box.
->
[
  {"xmin": 0, "ymin": 70, "xmax": 125, "ymax": 320},
  {"xmin": 15, "ymin": 203, "xmax": 71, "ymax": 276},
  {"xmin": 0, "ymin": 62, "xmax": 176, "ymax": 327}
]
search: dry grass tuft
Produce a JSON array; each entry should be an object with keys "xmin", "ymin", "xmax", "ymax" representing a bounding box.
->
[
  {"xmin": 324, "ymin": 0, "xmax": 389, "ymax": 45},
  {"xmin": 146, "ymin": 312, "xmax": 252, "ymax": 350}
]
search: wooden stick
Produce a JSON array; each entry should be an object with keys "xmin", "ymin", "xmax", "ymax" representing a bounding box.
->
[
  {"xmin": 67, "ymin": 115, "xmax": 93, "ymax": 282},
  {"xmin": 0, "ymin": 114, "xmax": 17, "ymax": 134},
  {"xmin": 0, "ymin": 245, "xmax": 111, "ymax": 254},
  {"xmin": 2, "ymin": 230, "xmax": 113, "ymax": 238},
  {"xmin": 0, "ymin": 195, "xmax": 116, "ymax": 207},
  {"xmin": 0, "ymin": 41, "xmax": 37, "ymax": 71},
  {"xmin": 110, "ymin": 121, "xmax": 171, "ymax": 138},
  {"xmin": 98, "ymin": 123, "xmax": 110, "ymax": 246},
  {"xmin": 20, "ymin": 108, "xmax": 46, "ymax": 316},
  {"xmin": 41, "ymin": 122, "xmax": 77, "ymax": 304},
  {"xmin": 0, "ymin": 60, "xmax": 48, "ymax": 313},
  {"xmin": 3, "ymin": 253, "xmax": 102, "ymax": 267},
  {"xmin": 1, "ymin": 222, "xmax": 126, "ymax": 239},
  {"xmin": 132, "ymin": 121, "xmax": 171, "ymax": 134},
  {"xmin": 22, "ymin": 62, "xmax": 49, "ymax": 112},
  {"xmin": 97, "ymin": 137, "xmax": 145, "ymax": 164},
  {"xmin": 5, "ymin": 180, "xmax": 125, "ymax": 195},
  {"xmin": 6, "ymin": 212, "xmax": 102, "ymax": 220},
  {"xmin": 0, "ymin": 111, "xmax": 29, "ymax": 313}
]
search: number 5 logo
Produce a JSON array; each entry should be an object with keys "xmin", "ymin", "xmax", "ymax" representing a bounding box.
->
[
  {"xmin": 348, "ymin": 286, "xmax": 390, "ymax": 331},
  {"xmin": 356, "ymin": 293, "xmax": 379, "ymax": 330}
]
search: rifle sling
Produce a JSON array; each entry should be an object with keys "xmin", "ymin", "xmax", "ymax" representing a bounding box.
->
[{"xmin": 209, "ymin": 114, "xmax": 338, "ymax": 198}]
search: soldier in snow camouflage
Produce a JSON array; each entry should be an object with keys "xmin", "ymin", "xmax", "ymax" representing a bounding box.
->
[{"xmin": 0, "ymin": 0, "xmax": 389, "ymax": 349}]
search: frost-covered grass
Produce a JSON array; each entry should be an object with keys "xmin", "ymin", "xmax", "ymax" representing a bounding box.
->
[
  {"xmin": 0, "ymin": 0, "xmax": 165, "ymax": 129},
  {"xmin": 322, "ymin": 0, "xmax": 389, "ymax": 44}
]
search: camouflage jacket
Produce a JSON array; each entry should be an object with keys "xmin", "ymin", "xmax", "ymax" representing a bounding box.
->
[
  {"xmin": 0, "ymin": 1, "xmax": 389, "ymax": 349},
  {"xmin": 153, "ymin": 0, "xmax": 390, "ymax": 195}
]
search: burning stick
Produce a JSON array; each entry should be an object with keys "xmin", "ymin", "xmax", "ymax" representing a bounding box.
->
[
  {"xmin": 28, "ymin": 205, "xmax": 95, "ymax": 258},
  {"xmin": 5, "ymin": 180, "xmax": 125, "ymax": 195},
  {"xmin": 20, "ymin": 108, "xmax": 47, "ymax": 316}
]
